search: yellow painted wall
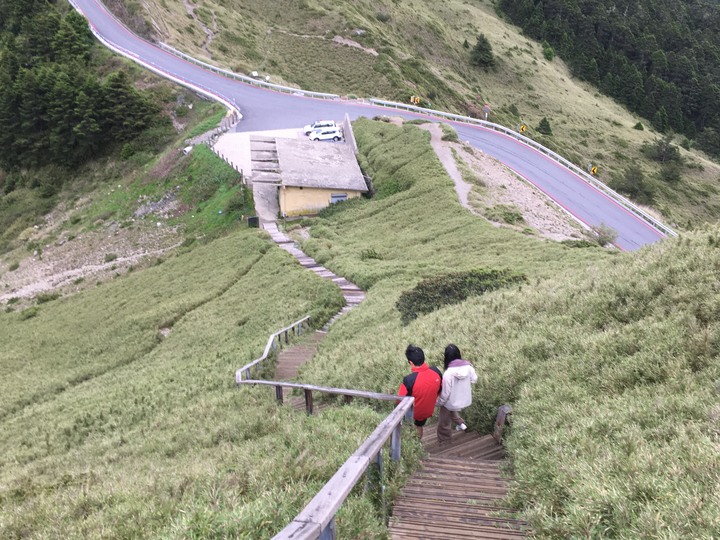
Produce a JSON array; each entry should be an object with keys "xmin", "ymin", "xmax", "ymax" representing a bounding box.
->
[{"xmin": 280, "ymin": 186, "xmax": 362, "ymax": 216}]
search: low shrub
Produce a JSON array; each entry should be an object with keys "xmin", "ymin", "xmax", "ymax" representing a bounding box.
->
[
  {"xmin": 8, "ymin": 261, "xmax": 19, "ymax": 271},
  {"xmin": 104, "ymin": 253, "xmax": 118, "ymax": 263},
  {"xmin": 396, "ymin": 268, "xmax": 527, "ymax": 324},
  {"xmin": 35, "ymin": 292, "xmax": 61, "ymax": 304},
  {"xmin": 485, "ymin": 204, "xmax": 524, "ymax": 225},
  {"xmin": 593, "ymin": 223, "xmax": 618, "ymax": 247},
  {"xmin": 360, "ymin": 248, "xmax": 383, "ymax": 261},
  {"xmin": 19, "ymin": 306, "xmax": 39, "ymax": 320},
  {"xmin": 439, "ymin": 123, "xmax": 459, "ymax": 142},
  {"xmin": 561, "ymin": 239, "xmax": 598, "ymax": 248}
]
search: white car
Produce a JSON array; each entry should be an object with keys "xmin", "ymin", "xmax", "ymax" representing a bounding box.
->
[
  {"xmin": 303, "ymin": 120, "xmax": 336, "ymax": 135},
  {"xmin": 309, "ymin": 128, "xmax": 343, "ymax": 142}
]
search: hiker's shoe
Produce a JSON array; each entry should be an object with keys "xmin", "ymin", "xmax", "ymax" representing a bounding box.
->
[{"xmin": 456, "ymin": 423, "xmax": 467, "ymax": 431}]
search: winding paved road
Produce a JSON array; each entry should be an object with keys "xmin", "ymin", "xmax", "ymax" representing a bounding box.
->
[{"xmin": 71, "ymin": 0, "xmax": 668, "ymax": 251}]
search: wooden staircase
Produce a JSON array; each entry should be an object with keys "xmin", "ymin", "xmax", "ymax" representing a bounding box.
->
[
  {"xmin": 389, "ymin": 427, "xmax": 529, "ymax": 539},
  {"xmin": 274, "ymin": 331, "xmax": 329, "ymax": 412}
]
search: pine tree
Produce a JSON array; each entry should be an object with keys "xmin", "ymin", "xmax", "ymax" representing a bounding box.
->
[
  {"xmin": 537, "ymin": 117, "xmax": 553, "ymax": 135},
  {"xmin": 470, "ymin": 34, "xmax": 495, "ymax": 68}
]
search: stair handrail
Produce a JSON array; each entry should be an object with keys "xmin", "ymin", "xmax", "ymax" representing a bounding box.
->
[
  {"xmin": 270, "ymin": 393, "xmax": 414, "ymax": 539},
  {"xmin": 236, "ymin": 318, "xmax": 414, "ymax": 540},
  {"xmin": 235, "ymin": 316, "xmax": 311, "ymax": 382}
]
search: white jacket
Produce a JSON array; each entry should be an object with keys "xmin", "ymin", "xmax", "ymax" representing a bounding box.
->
[{"xmin": 436, "ymin": 362, "xmax": 477, "ymax": 411}]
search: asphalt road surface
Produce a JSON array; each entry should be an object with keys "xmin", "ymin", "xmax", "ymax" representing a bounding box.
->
[{"xmin": 71, "ymin": 0, "xmax": 668, "ymax": 250}]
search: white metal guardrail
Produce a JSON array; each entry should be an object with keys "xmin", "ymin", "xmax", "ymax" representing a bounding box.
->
[
  {"xmin": 368, "ymin": 99, "xmax": 678, "ymax": 238},
  {"xmin": 157, "ymin": 43, "xmax": 341, "ymax": 100},
  {"xmin": 68, "ymin": 0, "xmax": 241, "ymax": 116}
]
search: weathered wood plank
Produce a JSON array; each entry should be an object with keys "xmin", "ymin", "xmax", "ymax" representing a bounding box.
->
[{"xmin": 239, "ymin": 379, "xmax": 404, "ymax": 402}]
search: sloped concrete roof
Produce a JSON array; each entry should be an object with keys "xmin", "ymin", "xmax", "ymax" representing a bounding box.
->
[{"xmin": 276, "ymin": 138, "xmax": 367, "ymax": 192}]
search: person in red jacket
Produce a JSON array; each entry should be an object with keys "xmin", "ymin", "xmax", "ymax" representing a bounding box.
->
[{"xmin": 398, "ymin": 344, "xmax": 442, "ymax": 439}]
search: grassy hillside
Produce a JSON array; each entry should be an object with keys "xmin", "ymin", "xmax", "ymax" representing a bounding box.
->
[
  {"xmin": 0, "ymin": 229, "xmax": 406, "ymax": 538},
  {"xmin": 3, "ymin": 110, "xmax": 717, "ymax": 538},
  {"xmin": 291, "ymin": 120, "xmax": 719, "ymax": 538},
  {"xmin": 127, "ymin": 0, "xmax": 720, "ymax": 227}
]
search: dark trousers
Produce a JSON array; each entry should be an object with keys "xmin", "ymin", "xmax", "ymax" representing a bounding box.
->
[{"xmin": 437, "ymin": 406, "xmax": 464, "ymax": 443}]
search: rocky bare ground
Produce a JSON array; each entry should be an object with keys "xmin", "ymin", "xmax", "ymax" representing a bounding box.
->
[
  {"xmin": 418, "ymin": 120, "xmax": 589, "ymax": 242},
  {"xmin": 0, "ymin": 199, "xmax": 182, "ymax": 307}
]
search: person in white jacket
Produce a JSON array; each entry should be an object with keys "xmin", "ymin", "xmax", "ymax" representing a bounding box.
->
[{"xmin": 436, "ymin": 344, "xmax": 478, "ymax": 444}]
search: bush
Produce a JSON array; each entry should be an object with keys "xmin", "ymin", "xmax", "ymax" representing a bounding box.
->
[
  {"xmin": 609, "ymin": 164, "xmax": 655, "ymax": 205},
  {"xmin": 396, "ymin": 268, "xmax": 527, "ymax": 325},
  {"xmin": 537, "ymin": 117, "xmax": 553, "ymax": 135},
  {"xmin": 19, "ymin": 307, "xmax": 39, "ymax": 320},
  {"xmin": 541, "ymin": 40, "xmax": 555, "ymax": 61},
  {"xmin": 8, "ymin": 261, "xmax": 19, "ymax": 271},
  {"xmin": 224, "ymin": 189, "xmax": 248, "ymax": 215},
  {"xmin": 485, "ymin": 204, "xmax": 524, "ymax": 225},
  {"xmin": 561, "ymin": 239, "xmax": 598, "ymax": 248},
  {"xmin": 104, "ymin": 253, "xmax": 118, "ymax": 263},
  {"xmin": 35, "ymin": 292, "xmax": 61, "ymax": 304},
  {"xmin": 659, "ymin": 163, "xmax": 682, "ymax": 183},
  {"xmin": 360, "ymin": 249, "xmax": 383, "ymax": 261},
  {"xmin": 593, "ymin": 223, "xmax": 618, "ymax": 247},
  {"xmin": 439, "ymin": 123, "xmax": 459, "ymax": 142}
]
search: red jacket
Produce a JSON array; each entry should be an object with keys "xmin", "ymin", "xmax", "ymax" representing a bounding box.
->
[{"xmin": 398, "ymin": 363, "xmax": 442, "ymax": 421}]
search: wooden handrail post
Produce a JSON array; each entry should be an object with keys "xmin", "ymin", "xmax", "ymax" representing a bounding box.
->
[
  {"xmin": 493, "ymin": 404, "xmax": 513, "ymax": 444},
  {"xmin": 305, "ymin": 389, "xmax": 314, "ymax": 415},
  {"xmin": 275, "ymin": 385, "xmax": 284, "ymax": 404},
  {"xmin": 285, "ymin": 330, "xmax": 289, "ymax": 344},
  {"xmin": 391, "ymin": 423, "xmax": 402, "ymax": 462}
]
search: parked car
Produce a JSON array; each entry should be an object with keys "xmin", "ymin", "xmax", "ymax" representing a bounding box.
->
[
  {"xmin": 303, "ymin": 120, "xmax": 336, "ymax": 135},
  {"xmin": 309, "ymin": 128, "xmax": 343, "ymax": 142}
]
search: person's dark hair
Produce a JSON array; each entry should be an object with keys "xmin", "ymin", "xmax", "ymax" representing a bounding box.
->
[
  {"xmin": 444, "ymin": 344, "xmax": 462, "ymax": 370},
  {"xmin": 405, "ymin": 344, "xmax": 425, "ymax": 366}
]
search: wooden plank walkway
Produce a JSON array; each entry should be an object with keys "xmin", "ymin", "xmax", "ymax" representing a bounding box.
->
[
  {"xmin": 275, "ymin": 331, "xmax": 328, "ymax": 412},
  {"xmin": 389, "ymin": 427, "xmax": 529, "ymax": 539},
  {"xmin": 259, "ymin": 221, "xmax": 527, "ymax": 537},
  {"xmin": 263, "ymin": 222, "xmax": 365, "ymax": 330}
]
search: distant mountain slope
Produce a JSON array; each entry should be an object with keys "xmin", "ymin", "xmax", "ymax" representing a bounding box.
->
[{"xmin": 497, "ymin": 0, "xmax": 720, "ymax": 155}]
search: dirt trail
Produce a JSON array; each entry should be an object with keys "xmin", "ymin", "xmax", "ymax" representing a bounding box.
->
[{"xmin": 418, "ymin": 122, "xmax": 587, "ymax": 242}]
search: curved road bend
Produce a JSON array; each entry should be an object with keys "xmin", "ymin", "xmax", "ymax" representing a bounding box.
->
[{"xmin": 72, "ymin": 0, "xmax": 666, "ymax": 251}]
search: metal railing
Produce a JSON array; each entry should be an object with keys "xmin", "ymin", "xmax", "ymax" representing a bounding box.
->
[
  {"xmin": 368, "ymin": 98, "xmax": 678, "ymax": 238},
  {"xmin": 157, "ymin": 43, "xmax": 341, "ymax": 101},
  {"xmin": 235, "ymin": 316, "xmax": 311, "ymax": 382}
]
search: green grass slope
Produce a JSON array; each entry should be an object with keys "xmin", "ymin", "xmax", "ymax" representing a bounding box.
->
[
  {"xmin": 290, "ymin": 120, "xmax": 720, "ymax": 538},
  {"xmin": 0, "ymin": 229, "xmax": 409, "ymax": 538}
]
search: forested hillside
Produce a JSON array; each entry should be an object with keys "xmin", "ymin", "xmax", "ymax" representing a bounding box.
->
[
  {"xmin": 497, "ymin": 0, "xmax": 720, "ymax": 155},
  {"xmin": 0, "ymin": 0, "xmax": 163, "ymax": 176}
]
